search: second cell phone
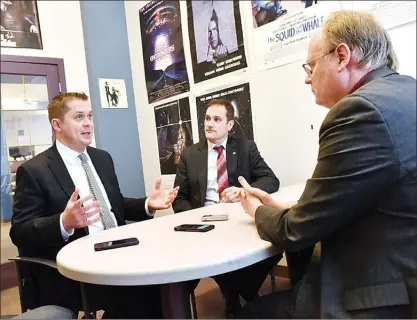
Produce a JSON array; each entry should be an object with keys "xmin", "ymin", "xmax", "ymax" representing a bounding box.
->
[
  {"xmin": 201, "ymin": 214, "xmax": 229, "ymax": 222},
  {"xmin": 94, "ymin": 237, "xmax": 139, "ymax": 251},
  {"xmin": 174, "ymin": 224, "xmax": 215, "ymax": 232}
]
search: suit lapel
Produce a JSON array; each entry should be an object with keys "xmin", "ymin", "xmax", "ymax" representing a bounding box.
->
[
  {"xmin": 226, "ymin": 136, "xmax": 239, "ymax": 186},
  {"xmin": 47, "ymin": 144, "xmax": 75, "ymax": 198},
  {"xmin": 197, "ymin": 141, "xmax": 208, "ymax": 206}
]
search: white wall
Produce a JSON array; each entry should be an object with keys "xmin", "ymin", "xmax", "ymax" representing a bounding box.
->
[
  {"xmin": 125, "ymin": 1, "xmax": 416, "ymax": 199},
  {"xmin": 1, "ymin": 1, "xmax": 90, "ymax": 96}
]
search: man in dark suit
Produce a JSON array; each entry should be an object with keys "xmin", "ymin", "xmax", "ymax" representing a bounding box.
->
[
  {"xmin": 239, "ymin": 11, "xmax": 416, "ymax": 318},
  {"xmin": 173, "ymin": 99, "xmax": 281, "ymax": 317},
  {"xmin": 10, "ymin": 92, "xmax": 179, "ymax": 319}
]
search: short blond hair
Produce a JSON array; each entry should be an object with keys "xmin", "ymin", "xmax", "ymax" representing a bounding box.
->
[
  {"xmin": 47, "ymin": 92, "xmax": 89, "ymax": 123},
  {"xmin": 323, "ymin": 11, "xmax": 398, "ymax": 71}
]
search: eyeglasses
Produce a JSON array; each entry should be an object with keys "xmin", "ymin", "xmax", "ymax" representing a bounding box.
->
[{"xmin": 302, "ymin": 47, "xmax": 337, "ymax": 76}]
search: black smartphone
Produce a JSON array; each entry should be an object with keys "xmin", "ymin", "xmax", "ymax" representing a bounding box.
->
[
  {"xmin": 174, "ymin": 224, "xmax": 215, "ymax": 232},
  {"xmin": 94, "ymin": 237, "xmax": 139, "ymax": 251}
]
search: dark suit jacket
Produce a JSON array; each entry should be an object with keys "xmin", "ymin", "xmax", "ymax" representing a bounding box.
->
[
  {"xmin": 10, "ymin": 144, "xmax": 150, "ymax": 310},
  {"xmin": 173, "ymin": 136, "xmax": 279, "ymax": 213},
  {"xmin": 255, "ymin": 67, "xmax": 417, "ymax": 318}
]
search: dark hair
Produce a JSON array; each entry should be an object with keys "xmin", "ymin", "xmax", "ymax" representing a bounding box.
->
[
  {"xmin": 206, "ymin": 99, "xmax": 234, "ymax": 122},
  {"xmin": 210, "ymin": 9, "xmax": 219, "ymax": 25}
]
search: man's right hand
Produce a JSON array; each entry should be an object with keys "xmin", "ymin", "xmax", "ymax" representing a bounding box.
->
[
  {"xmin": 238, "ymin": 176, "xmax": 298, "ymax": 210},
  {"xmin": 62, "ymin": 188, "xmax": 102, "ymax": 231}
]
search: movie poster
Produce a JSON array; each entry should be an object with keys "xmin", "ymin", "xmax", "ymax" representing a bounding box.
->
[
  {"xmin": 252, "ymin": 0, "xmax": 321, "ymax": 28},
  {"xmin": 1, "ymin": 0, "xmax": 42, "ymax": 49},
  {"xmin": 139, "ymin": 0, "xmax": 190, "ymax": 103},
  {"xmin": 187, "ymin": 0, "xmax": 247, "ymax": 83},
  {"xmin": 154, "ymin": 97, "xmax": 193, "ymax": 175},
  {"xmin": 196, "ymin": 83, "xmax": 253, "ymax": 141},
  {"xmin": 254, "ymin": 1, "xmax": 340, "ymax": 70},
  {"xmin": 352, "ymin": 1, "xmax": 416, "ymax": 30}
]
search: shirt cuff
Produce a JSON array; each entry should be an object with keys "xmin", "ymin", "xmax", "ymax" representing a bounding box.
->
[
  {"xmin": 144, "ymin": 197, "xmax": 155, "ymax": 217},
  {"xmin": 60, "ymin": 213, "xmax": 74, "ymax": 241}
]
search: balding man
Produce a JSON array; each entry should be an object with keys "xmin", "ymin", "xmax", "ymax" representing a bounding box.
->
[{"xmin": 239, "ymin": 11, "xmax": 416, "ymax": 319}]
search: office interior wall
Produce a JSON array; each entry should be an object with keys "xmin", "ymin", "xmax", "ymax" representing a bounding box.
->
[
  {"xmin": 80, "ymin": 1, "xmax": 145, "ymax": 198},
  {"xmin": 124, "ymin": 1, "xmax": 416, "ymax": 203}
]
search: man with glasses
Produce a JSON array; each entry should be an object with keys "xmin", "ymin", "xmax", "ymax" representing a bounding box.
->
[{"xmin": 238, "ymin": 11, "xmax": 416, "ymax": 318}]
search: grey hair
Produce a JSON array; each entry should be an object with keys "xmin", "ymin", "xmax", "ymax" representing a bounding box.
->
[{"xmin": 322, "ymin": 11, "xmax": 398, "ymax": 71}]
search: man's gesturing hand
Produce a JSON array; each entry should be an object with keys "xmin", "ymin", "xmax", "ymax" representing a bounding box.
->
[{"xmin": 62, "ymin": 188, "xmax": 102, "ymax": 230}]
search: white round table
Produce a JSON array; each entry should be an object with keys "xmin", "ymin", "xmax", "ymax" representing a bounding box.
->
[{"xmin": 57, "ymin": 182, "xmax": 305, "ymax": 318}]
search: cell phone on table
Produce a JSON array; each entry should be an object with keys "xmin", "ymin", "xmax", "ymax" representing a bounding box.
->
[
  {"xmin": 94, "ymin": 237, "xmax": 139, "ymax": 251},
  {"xmin": 174, "ymin": 224, "xmax": 215, "ymax": 232},
  {"xmin": 201, "ymin": 214, "xmax": 229, "ymax": 222}
]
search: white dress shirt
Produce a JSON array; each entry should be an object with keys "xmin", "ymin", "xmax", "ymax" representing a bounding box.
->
[
  {"xmin": 204, "ymin": 137, "xmax": 228, "ymax": 206},
  {"xmin": 56, "ymin": 140, "xmax": 151, "ymax": 240}
]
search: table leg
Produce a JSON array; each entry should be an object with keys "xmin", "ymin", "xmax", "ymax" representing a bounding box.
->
[{"xmin": 161, "ymin": 282, "xmax": 191, "ymax": 319}]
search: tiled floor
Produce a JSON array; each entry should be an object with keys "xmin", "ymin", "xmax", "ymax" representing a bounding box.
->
[{"xmin": 1, "ymin": 276, "xmax": 290, "ymax": 319}]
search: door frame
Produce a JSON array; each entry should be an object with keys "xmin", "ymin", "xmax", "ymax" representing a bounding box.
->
[
  {"xmin": 0, "ymin": 55, "xmax": 67, "ymax": 291},
  {"xmin": 1, "ymin": 55, "xmax": 67, "ymax": 93}
]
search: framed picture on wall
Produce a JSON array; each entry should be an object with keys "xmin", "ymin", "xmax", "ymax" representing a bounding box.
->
[
  {"xmin": 187, "ymin": 0, "xmax": 248, "ymax": 83},
  {"xmin": 1, "ymin": 0, "xmax": 43, "ymax": 49},
  {"xmin": 98, "ymin": 78, "xmax": 128, "ymax": 109}
]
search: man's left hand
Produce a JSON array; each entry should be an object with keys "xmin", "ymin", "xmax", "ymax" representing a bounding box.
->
[{"xmin": 148, "ymin": 177, "xmax": 179, "ymax": 211}]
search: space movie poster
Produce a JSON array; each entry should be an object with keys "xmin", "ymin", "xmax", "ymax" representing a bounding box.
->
[
  {"xmin": 187, "ymin": 0, "xmax": 247, "ymax": 83},
  {"xmin": 1, "ymin": 0, "xmax": 42, "ymax": 49},
  {"xmin": 196, "ymin": 83, "xmax": 253, "ymax": 142},
  {"xmin": 139, "ymin": 0, "xmax": 190, "ymax": 104},
  {"xmin": 154, "ymin": 97, "xmax": 193, "ymax": 175}
]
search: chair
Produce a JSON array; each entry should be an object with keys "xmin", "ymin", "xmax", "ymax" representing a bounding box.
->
[
  {"xmin": 190, "ymin": 291, "xmax": 198, "ymax": 319},
  {"xmin": 9, "ymin": 256, "xmax": 96, "ymax": 319},
  {"xmin": 11, "ymin": 305, "xmax": 77, "ymax": 320}
]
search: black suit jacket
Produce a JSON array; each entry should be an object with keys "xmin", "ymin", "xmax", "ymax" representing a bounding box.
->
[
  {"xmin": 173, "ymin": 136, "xmax": 279, "ymax": 213},
  {"xmin": 255, "ymin": 67, "xmax": 417, "ymax": 318},
  {"xmin": 9, "ymin": 144, "xmax": 149, "ymax": 310}
]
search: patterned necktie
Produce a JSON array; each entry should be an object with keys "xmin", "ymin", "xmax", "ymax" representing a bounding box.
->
[
  {"xmin": 213, "ymin": 145, "xmax": 229, "ymax": 196},
  {"xmin": 78, "ymin": 153, "xmax": 116, "ymax": 229}
]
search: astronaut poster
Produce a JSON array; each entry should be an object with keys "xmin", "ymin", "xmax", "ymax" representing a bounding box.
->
[
  {"xmin": 154, "ymin": 97, "xmax": 193, "ymax": 175},
  {"xmin": 187, "ymin": 0, "xmax": 247, "ymax": 83},
  {"xmin": 1, "ymin": 0, "xmax": 42, "ymax": 49},
  {"xmin": 196, "ymin": 83, "xmax": 253, "ymax": 142},
  {"xmin": 139, "ymin": 0, "xmax": 190, "ymax": 104}
]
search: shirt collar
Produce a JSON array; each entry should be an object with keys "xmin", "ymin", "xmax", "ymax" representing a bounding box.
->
[
  {"xmin": 349, "ymin": 70, "xmax": 374, "ymax": 94},
  {"xmin": 56, "ymin": 140, "xmax": 89, "ymax": 165},
  {"xmin": 208, "ymin": 136, "xmax": 228, "ymax": 152}
]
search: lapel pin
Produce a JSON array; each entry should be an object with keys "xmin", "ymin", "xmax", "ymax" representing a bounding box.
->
[{"xmin": 233, "ymin": 152, "xmax": 236, "ymax": 155}]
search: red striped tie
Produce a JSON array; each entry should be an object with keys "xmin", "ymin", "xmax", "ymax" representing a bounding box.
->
[{"xmin": 214, "ymin": 145, "xmax": 229, "ymax": 196}]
